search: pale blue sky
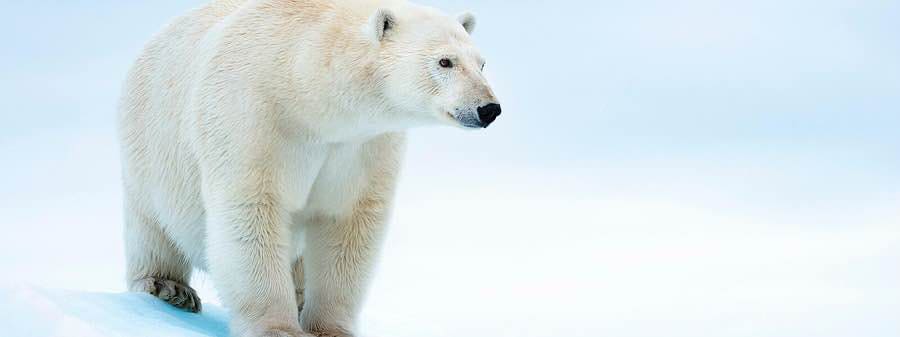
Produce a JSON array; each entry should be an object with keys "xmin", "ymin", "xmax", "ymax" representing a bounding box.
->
[{"xmin": 0, "ymin": 1, "xmax": 898, "ymax": 336}]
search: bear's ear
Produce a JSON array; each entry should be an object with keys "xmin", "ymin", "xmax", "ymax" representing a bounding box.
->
[
  {"xmin": 457, "ymin": 12, "xmax": 476, "ymax": 35},
  {"xmin": 370, "ymin": 8, "xmax": 397, "ymax": 42}
]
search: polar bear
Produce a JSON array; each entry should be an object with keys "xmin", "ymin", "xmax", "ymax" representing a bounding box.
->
[{"xmin": 117, "ymin": 0, "xmax": 500, "ymax": 336}]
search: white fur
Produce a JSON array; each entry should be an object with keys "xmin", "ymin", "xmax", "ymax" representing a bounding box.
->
[{"xmin": 118, "ymin": 0, "xmax": 498, "ymax": 337}]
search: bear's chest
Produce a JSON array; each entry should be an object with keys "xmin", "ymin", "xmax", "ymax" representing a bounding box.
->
[{"xmin": 280, "ymin": 142, "xmax": 369, "ymax": 217}]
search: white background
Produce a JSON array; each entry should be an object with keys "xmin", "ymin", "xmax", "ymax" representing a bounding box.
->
[{"xmin": 1, "ymin": 1, "xmax": 898, "ymax": 336}]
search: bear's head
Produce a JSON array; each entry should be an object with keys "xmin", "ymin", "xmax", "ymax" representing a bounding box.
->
[{"xmin": 367, "ymin": 5, "xmax": 501, "ymax": 129}]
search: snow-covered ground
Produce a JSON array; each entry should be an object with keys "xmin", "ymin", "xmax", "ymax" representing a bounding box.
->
[
  {"xmin": 0, "ymin": 287, "xmax": 229, "ymax": 337},
  {"xmin": 2, "ymin": 189, "xmax": 899, "ymax": 337},
  {"xmin": 1, "ymin": 0, "xmax": 899, "ymax": 336}
]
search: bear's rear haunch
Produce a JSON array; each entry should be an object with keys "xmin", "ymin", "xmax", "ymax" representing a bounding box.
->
[{"xmin": 117, "ymin": 0, "xmax": 500, "ymax": 336}]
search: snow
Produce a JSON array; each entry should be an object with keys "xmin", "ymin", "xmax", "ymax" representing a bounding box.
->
[
  {"xmin": 0, "ymin": 287, "xmax": 228, "ymax": 337},
  {"xmin": 2, "ymin": 194, "xmax": 898, "ymax": 337}
]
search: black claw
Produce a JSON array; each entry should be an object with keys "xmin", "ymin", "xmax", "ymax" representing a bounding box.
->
[
  {"xmin": 186, "ymin": 296, "xmax": 197, "ymax": 312},
  {"xmin": 193, "ymin": 294, "xmax": 202, "ymax": 313},
  {"xmin": 149, "ymin": 280, "xmax": 162, "ymax": 296}
]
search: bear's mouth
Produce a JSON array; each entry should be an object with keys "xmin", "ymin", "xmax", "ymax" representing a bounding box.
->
[{"xmin": 446, "ymin": 111, "xmax": 484, "ymax": 129}]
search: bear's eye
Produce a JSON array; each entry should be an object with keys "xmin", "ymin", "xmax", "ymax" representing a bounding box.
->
[
  {"xmin": 480, "ymin": 63, "xmax": 485, "ymax": 71},
  {"xmin": 439, "ymin": 58, "xmax": 453, "ymax": 68}
]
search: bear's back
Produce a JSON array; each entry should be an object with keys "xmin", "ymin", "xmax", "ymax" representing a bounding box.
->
[
  {"xmin": 117, "ymin": 0, "xmax": 250, "ymax": 227},
  {"xmin": 119, "ymin": 0, "xmax": 247, "ymax": 134}
]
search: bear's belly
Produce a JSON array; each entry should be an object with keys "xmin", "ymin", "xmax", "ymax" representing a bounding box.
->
[{"xmin": 159, "ymin": 139, "xmax": 379, "ymax": 269}]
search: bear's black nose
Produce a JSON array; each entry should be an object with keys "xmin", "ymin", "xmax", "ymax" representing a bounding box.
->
[{"xmin": 477, "ymin": 103, "xmax": 502, "ymax": 127}]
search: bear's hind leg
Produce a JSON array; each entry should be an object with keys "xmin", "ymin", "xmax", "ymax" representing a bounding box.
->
[{"xmin": 124, "ymin": 203, "xmax": 202, "ymax": 313}]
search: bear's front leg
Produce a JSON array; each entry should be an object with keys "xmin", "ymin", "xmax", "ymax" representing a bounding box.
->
[
  {"xmin": 300, "ymin": 195, "xmax": 391, "ymax": 337},
  {"xmin": 205, "ymin": 194, "xmax": 306, "ymax": 337}
]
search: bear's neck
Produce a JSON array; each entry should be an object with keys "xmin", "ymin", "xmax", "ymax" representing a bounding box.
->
[{"xmin": 280, "ymin": 12, "xmax": 421, "ymax": 143}]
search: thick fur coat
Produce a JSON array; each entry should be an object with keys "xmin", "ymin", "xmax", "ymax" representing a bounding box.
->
[{"xmin": 118, "ymin": 0, "xmax": 499, "ymax": 336}]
